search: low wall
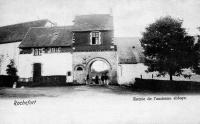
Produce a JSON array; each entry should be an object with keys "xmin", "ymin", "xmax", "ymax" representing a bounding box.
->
[
  {"xmin": 133, "ymin": 78, "xmax": 200, "ymax": 92},
  {"xmin": 0, "ymin": 75, "xmax": 18, "ymax": 87},
  {"xmin": 18, "ymin": 75, "xmax": 67, "ymax": 87}
]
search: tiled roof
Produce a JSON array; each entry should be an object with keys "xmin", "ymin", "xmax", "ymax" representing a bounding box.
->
[
  {"xmin": 115, "ymin": 37, "xmax": 145, "ymax": 64},
  {"xmin": 72, "ymin": 14, "xmax": 113, "ymax": 31},
  {"xmin": 19, "ymin": 26, "xmax": 73, "ymax": 48},
  {"xmin": 0, "ymin": 19, "xmax": 49, "ymax": 44}
]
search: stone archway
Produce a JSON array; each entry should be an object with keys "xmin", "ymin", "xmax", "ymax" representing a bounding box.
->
[{"xmin": 86, "ymin": 57, "xmax": 111, "ymax": 84}]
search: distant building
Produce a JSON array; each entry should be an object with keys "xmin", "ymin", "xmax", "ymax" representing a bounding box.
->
[{"xmin": 116, "ymin": 37, "xmax": 146, "ymax": 84}]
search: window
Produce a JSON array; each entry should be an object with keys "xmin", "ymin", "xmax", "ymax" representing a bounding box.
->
[
  {"xmin": 90, "ymin": 31, "xmax": 101, "ymax": 45},
  {"xmin": 72, "ymin": 33, "xmax": 75, "ymax": 43},
  {"xmin": 76, "ymin": 66, "xmax": 83, "ymax": 71},
  {"xmin": 33, "ymin": 48, "xmax": 42, "ymax": 56},
  {"xmin": 67, "ymin": 71, "xmax": 71, "ymax": 76},
  {"xmin": 50, "ymin": 47, "xmax": 60, "ymax": 53}
]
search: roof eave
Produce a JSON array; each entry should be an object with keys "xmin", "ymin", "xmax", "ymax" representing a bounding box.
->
[
  {"xmin": 72, "ymin": 29, "xmax": 113, "ymax": 32},
  {"xmin": 19, "ymin": 45, "xmax": 72, "ymax": 48}
]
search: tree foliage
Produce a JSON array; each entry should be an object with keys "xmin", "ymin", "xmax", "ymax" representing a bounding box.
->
[
  {"xmin": 140, "ymin": 16, "xmax": 197, "ymax": 81},
  {"xmin": 6, "ymin": 59, "xmax": 17, "ymax": 76},
  {"xmin": 192, "ymin": 35, "xmax": 200, "ymax": 74}
]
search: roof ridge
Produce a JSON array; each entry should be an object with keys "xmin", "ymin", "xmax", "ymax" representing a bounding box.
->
[
  {"xmin": 75, "ymin": 14, "xmax": 111, "ymax": 17},
  {"xmin": 30, "ymin": 25, "xmax": 74, "ymax": 29},
  {"xmin": 0, "ymin": 19, "xmax": 49, "ymax": 28},
  {"xmin": 114, "ymin": 37, "xmax": 140, "ymax": 38}
]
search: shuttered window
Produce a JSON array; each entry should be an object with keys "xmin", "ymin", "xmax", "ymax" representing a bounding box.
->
[{"xmin": 90, "ymin": 31, "xmax": 101, "ymax": 45}]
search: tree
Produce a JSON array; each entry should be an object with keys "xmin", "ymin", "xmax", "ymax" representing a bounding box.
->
[
  {"xmin": 6, "ymin": 59, "xmax": 17, "ymax": 76},
  {"xmin": 192, "ymin": 34, "xmax": 200, "ymax": 74},
  {"xmin": 140, "ymin": 16, "xmax": 196, "ymax": 81}
]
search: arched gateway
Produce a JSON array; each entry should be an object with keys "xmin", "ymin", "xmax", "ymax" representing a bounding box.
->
[
  {"xmin": 86, "ymin": 57, "xmax": 111, "ymax": 84},
  {"xmin": 73, "ymin": 57, "xmax": 113, "ymax": 84}
]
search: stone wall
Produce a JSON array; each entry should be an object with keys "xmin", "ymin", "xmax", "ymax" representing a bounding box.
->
[{"xmin": 73, "ymin": 51, "xmax": 117, "ymax": 84}]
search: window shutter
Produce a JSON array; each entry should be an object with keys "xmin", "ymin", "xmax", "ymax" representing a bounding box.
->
[
  {"xmin": 99, "ymin": 32, "xmax": 101, "ymax": 44},
  {"xmin": 90, "ymin": 32, "xmax": 92, "ymax": 45}
]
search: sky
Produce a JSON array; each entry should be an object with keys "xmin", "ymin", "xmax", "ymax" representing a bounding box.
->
[{"xmin": 0, "ymin": 0, "xmax": 200, "ymax": 37}]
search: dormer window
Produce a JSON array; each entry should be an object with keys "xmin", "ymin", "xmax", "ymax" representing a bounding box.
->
[
  {"xmin": 90, "ymin": 31, "xmax": 101, "ymax": 45},
  {"xmin": 33, "ymin": 48, "xmax": 42, "ymax": 56}
]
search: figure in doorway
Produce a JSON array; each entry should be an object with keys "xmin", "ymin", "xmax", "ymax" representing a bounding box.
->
[
  {"xmin": 95, "ymin": 75, "xmax": 99, "ymax": 84},
  {"xmin": 101, "ymin": 74, "xmax": 105, "ymax": 85},
  {"xmin": 105, "ymin": 73, "xmax": 109, "ymax": 85}
]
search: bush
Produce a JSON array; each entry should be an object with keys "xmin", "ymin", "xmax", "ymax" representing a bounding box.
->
[
  {"xmin": 0, "ymin": 75, "xmax": 18, "ymax": 87},
  {"xmin": 6, "ymin": 59, "xmax": 17, "ymax": 76}
]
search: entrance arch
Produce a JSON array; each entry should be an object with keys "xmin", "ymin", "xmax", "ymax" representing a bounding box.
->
[{"xmin": 86, "ymin": 57, "xmax": 111, "ymax": 84}]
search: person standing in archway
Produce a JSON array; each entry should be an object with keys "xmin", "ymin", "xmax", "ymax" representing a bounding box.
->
[
  {"xmin": 101, "ymin": 74, "xmax": 104, "ymax": 85},
  {"xmin": 105, "ymin": 74, "xmax": 109, "ymax": 85},
  {"xmin": 95, "ymin": 75, "xmax": 99, "ymax": 84},
  {"xmin": 104, "ymin": 74, "xmax": 108, "ymax": 85}
]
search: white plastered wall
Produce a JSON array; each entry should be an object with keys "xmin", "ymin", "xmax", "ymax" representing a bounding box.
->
[
  {"xmin": 117, "ymin": 63, "xmax": 147, "ymax": 84},
  {"xmin": 18, "ymin": 52, "xmax": 73, "ymax": 80}
]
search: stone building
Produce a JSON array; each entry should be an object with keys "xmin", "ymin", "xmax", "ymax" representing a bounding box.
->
[
  {"xmin": 72, "ymin": 14, "xmax": 117, "ymax": 84},
  {"xmin": 17, "ymin": 14, "xmax": 117, "ymax": 84},
  {"xmin": 18, "ymin": 26, "xmax": 73, "ymax": 82},
  {"xmin": 116, "ymin": 37, "xmax": 146, "ymax": 84},
  {"xmin": 0, "ymin": 19, "xmax": 53, "ymax": 75}
]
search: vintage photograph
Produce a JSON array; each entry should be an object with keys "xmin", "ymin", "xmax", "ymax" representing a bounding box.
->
[{"xmin": 0, "ymin": 0, "xmax": 200, "ymax": 123}]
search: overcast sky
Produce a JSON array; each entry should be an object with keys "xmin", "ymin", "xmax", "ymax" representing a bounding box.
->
[{"xmin": 0, "ymin": 0, "xmax": 200, "ymax": 37}]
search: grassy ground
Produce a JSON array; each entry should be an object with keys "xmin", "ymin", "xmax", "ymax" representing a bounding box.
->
[{"xmin": 0, "ymin": 86, "xmax": 200, "ymax": 124}]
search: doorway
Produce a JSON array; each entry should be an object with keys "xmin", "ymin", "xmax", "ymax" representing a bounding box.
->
[{"xmin": 33, "ymin": 63, "xmax": 41, "ymax": 81}]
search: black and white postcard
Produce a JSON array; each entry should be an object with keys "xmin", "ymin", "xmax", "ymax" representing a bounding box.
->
[{"xmin": 0, "ymin": 0, "xmax": 200, "ymax": 123}]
